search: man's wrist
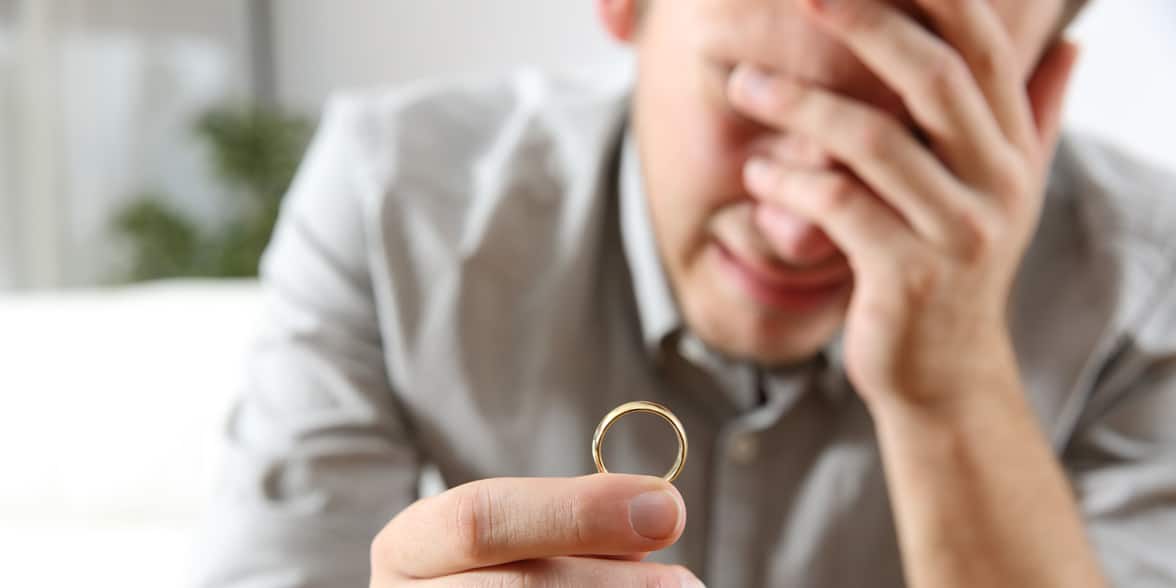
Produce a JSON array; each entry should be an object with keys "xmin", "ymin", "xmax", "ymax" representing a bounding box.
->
[
  {"xmin": 860, "ymin": 339, "xmax": 1105, "ymax": 588},
  {"xmin": 861, "ymin": 326, "xmax": 1026, "ymax": 423}
]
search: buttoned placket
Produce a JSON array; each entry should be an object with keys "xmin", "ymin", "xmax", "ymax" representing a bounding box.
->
[{"xmin": 661, "ymin": 331, "xmax": 836, "ymax": 586}]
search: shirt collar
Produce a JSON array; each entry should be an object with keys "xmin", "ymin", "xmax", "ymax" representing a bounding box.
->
[
  {"xmin": 762, "ymin": 332, "xmax": 851, "ymax": 406},
  {"xmin": 619, "ymin": 129, "xmax": 682, "ymax": 361}
]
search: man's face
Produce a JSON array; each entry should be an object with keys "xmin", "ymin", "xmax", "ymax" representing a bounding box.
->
[{"xmin": 626, "ymin": 0, "xmax": 1065, "ymax": 365}]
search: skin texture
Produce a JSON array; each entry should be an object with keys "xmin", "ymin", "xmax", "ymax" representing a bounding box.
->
[
  {"xmin": 625, "ymin": 0, "xmax": 1070, "ymax": 366},
  {"xmin": 369, "ymin": 1, "xmax": 1107, "ymax": 586}
]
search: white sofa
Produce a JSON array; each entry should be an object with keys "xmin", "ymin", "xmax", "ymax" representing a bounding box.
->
[{"xmin": 0, "ymin": 280, "xmax": 262, "ymax": 587}]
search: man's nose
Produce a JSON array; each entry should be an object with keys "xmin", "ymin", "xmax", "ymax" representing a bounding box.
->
[{"xmin": 754, "ymin": 203, "xmax": 839, "ymax": 266}]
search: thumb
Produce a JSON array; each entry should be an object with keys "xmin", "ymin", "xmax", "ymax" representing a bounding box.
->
[{"xmin": 1026, "ymin": 39, "xmax": 1082, "ymax": 158}]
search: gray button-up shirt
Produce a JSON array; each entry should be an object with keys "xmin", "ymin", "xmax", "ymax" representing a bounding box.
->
[{"xmin": 196, "ymin": 68, "xmax": 1176, "ymax": 588}]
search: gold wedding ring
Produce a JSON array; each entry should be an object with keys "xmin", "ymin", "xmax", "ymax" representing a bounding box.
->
[{"xmin": 592, "ymin": 401, "xmax": 688, "ymax": 483}]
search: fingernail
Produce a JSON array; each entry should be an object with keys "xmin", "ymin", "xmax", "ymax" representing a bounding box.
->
[
  {"xmin": 730, "ymin": 66, "xmax": 772, "ymax": 104},
  {"xmin": 745, "ymin": 157, "xmax": 778, "ymax": 192},
  {"xmin": 678, "ymin": 567, "xmax": 707, "ymax": 588},
  {"xmin": 629, "ymin": 490, "xmax": 682, "ymax": 541}
]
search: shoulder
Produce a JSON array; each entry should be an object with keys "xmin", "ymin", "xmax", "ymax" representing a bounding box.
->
[
  {"xmin": 1052, "ymin": 134, "xmax": 1176, "ymax": 257},
  {"xmin": 274, "ymin": 65, "xmax": 633, "ymax": 280},
  {"xmin": 1050, "ymin": 133, "xmax": 1176, "ymax": 346},
  {"xmin": 315, "ymin": 66, "xmax": 633, "ymax": 211}
]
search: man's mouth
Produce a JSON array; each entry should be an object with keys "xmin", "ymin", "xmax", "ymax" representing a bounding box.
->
[{"xmin": 711, "ymin": 238, "xmax": 852, "ymax": 312}]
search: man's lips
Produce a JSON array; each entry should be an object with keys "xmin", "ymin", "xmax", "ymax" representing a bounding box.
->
[
  {"xmin": 712, "ymin": 239, "xmax": 852, "ymax": 311},
  {"xmin": 715, "ymin": 231, "xmax": 851, "ymax": 287}
]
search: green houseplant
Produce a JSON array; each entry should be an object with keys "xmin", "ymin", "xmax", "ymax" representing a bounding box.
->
[{"xmin": 113, "ymin": 105, "xmax": 312, "ymax": 281}]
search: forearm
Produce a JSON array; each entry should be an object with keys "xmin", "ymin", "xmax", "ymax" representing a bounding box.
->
[{"xmin": 868, "ymin": 350, "xmax": 1105, "ymax": 588}]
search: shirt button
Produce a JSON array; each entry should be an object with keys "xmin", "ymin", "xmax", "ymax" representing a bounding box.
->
[{"xmin": 728, "ymin": 433, "xmax": 760, "ymax": 464}]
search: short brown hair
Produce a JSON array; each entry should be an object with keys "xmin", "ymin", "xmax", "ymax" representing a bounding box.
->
[
  {"xmin": 637, "ymin": 1, "xmax": 1094, "ymax": 29},
  {"xmin": 1061, "ymin": 0, "xmax": 1093, "ymax": 28}
]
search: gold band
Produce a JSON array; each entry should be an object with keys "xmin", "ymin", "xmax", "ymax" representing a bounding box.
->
[{"xmin": 592, "ymin": 401, "xmax": 688, "ymax": 483}]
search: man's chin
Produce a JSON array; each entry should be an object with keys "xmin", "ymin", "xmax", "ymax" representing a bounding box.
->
[{"xmin": 680, "ymin": 289, "xmax": 846, "ymax": 368}]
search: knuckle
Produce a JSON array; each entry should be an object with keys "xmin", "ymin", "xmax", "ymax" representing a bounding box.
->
[
  {"xmin": 971, "ymin": 45, "xmax": 1009, "ymax": 83},
  {"xmin": 987, "ymin": 156, "xmax": 1032, "ymax": 200},
  {"xmin": 853, "ymin": 121, "xmax": 896, "ymax": 159},
  {"xmin": 921, "ymin": 51, "xmax": 968, "ymax": 101},
  {"xmin": 898, "ymin": 256, "xmax": 942, "ymax": 304},
  {"xmin": 565, "ymin": 490, "xmax": 590, "ymax": 547},
  {"xmin": 965, "ymin": 20, "xmax": 1018, "ymax": 83},
  {"xmin": 837, "ymin": 0, "xmax": 881, "ymax": 32},
  {"xmin": 782, "ymin": 135, "xmax": 828, "ymax": 166},
  {"xmin": 953, "ymin": 206, "xmax": 1002, "ymax": 264},
  {"xmin": 450, "ymin": 483, "xmax": 496, "ymax": 564},
  {"xmin": 817, "ymin": 175, "xmax": 861, "ymax": 216}
]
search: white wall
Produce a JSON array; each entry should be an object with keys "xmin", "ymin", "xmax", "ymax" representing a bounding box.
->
[
  {"xmin": 272, "ymin": 0, "xmax": 628, "ymax": 114},
  {"xmin": 4, "ymin": 1, "xmax": 1172, "ymax": 291},
  {"xmin": 1066, "ymin": 0, "xmax": 1176, "ymax": 169},
  {"xmin": 273, "ymin": 0, "xmax": 1176, "ymax": 171},
  {"xmin": 0, "ymin": 280, "xmax": 262, "ymax": 587},
  {"xmin": 0, "ymin": 0, "xmax": 252, "ymax": 290}
]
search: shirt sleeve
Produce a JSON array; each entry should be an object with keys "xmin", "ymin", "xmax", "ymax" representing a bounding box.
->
[
  {"xmin": 194, "ymin": 97, "xmax": 422, "ymax": 587},
  {"xmin": 1065, "ymin": 283, "xmax": 1176, "ymax": 588}
]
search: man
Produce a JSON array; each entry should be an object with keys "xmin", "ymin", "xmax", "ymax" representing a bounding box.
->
[{"xmin": 198, "ymin": 0, "xmax": 1176, "ymax": 586}]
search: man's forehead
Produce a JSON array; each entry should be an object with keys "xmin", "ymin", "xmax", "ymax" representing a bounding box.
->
[
  {"xmin": 697, "ymin": 0, "xmax": 922, "ymax": 30},
  {"xmin": 694, "ymin": 0, "xmax": 923, "ymax": 64}
]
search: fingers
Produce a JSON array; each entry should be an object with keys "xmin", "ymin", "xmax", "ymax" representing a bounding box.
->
[
  {"xmin": 756, "ymin": 135, "xmax": 840, "ymax": 263},
  {"xmin": 743, "ymin": 162, "xmax": 918, "ymax": 270},
  {"xmin": 766, "ymin": 134, "xmax": 835, "ymax": 169},
  {"xmin": 372, "ymin": 474, "xmax": 686, "ymax": 580},
  {"xmin": 403, "ymin": 557, "xmax": 705, "ymax": 588},
  {"xmin": 796, "ymin": 0, "xmax": 1012, "ymax": 183},
  {"xmin": 908, "ymin": 0, "xmax": 1037, "ymax": 153},
  {"xmin": 728, "ymin": 68, "xmax": 977, "ymax": 248}
]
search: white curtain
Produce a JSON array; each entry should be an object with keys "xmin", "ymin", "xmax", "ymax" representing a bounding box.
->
[
  {"xmin": 0, "ymin": 2, "xmax": 18, "ymax": 290},
  {"xmin": 0, "ymin": 0, "xmax": 251, "ymax": 290},
  {"xmin": 3, "ymin": 0, "xmax": 1174, "ymax": 290}
]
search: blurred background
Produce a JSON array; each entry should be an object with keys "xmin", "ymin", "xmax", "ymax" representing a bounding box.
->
[{"xmin": 0, "ymin": 1, "xmax": 1173, "ymax": 585}]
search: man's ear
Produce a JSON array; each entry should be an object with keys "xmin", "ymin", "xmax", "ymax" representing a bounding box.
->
[
  {"xmin": 1027, "ymin": 39, "xmax": 1081, "ymax": 154},
  {"xmin": 597, "ymin": 0, "xmax": 641, "ymax": 43}
]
